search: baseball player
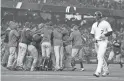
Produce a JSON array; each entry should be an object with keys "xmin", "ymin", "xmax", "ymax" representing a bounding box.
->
[
  {"xmin": 90, "ymin": 11, "xmax": 113, "ymax": 77},
  {"xmin": 7, "ymin": 21, "xmax": 19, "ymax": 70},
  {"xmin": 26, "ymin": 33, "xmax": 42, "ymax": 71},
  {"xmin": 1, "ymin": 27, "xmax": 11, "ymax": 67},
  {"xmin": 53, "ymin": 25, "xmax": 64, "ymax": 71},
  {"xmin": 62, "ymin": 25, "xmax": 72, "ymax": 68},
  {"xmin": 107, "ymin": 34, "xmax": 123, "ymax": 68},
  {"xmin": 16, "ymin": 22, "xmax": 32, "ymax": 70},
  {"xmin": 68, "ymin": 25, "xmax": 85, "ymax": 71},
  {"xmin": 40, "ymin": 24, "xmax": 53, "ymax": 70}
]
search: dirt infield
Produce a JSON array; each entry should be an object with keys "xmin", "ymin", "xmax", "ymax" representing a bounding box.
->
[{"xmin": 1, "ymin": 64, "xmax": 124, "ymax": 81}]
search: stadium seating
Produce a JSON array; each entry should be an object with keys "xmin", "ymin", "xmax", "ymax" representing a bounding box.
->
[{"xmin": 1, "ymin": 0, "xmax": 124, "ymax": 10}]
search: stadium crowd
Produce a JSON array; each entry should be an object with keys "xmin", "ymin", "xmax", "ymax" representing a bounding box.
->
[
  {"xmin": 47, "ymin": 0, "xmax": 124, "ymax": 10},
  {"xmin": 3, "ymin": 0, "xmax": 124, "ymax": 10}
]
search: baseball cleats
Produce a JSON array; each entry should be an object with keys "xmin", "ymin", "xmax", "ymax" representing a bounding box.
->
[
  {"xmin": 16, "ymin": 66, "xmax": 24, "ymax": 71},
  {"xmin": 7, "ymin": 66, "xmax": 13, "ymax": 70},
  {"xmin": 80, "ymin": 68, "xmax": 85, "ymax": 71},
  {"xmin": 71, "ymin": 67, "xmax": 77, "ymax": 71},
  {"xmin": 54, "ymin": 68, "xmax": 61, "ymax": 71},
  {"xmin": 25, "ymin": 68, "xmax": 30, "ymax": 71},
  {"xmin": 93, "ymin": 73, "xmax": 100, "ymax": 77},
  {"xmin": 1, "ymin": 63, "xmax": 7, "ymax": 67},
  {"xmin": 39, "ymin": 65, "xmax": 44, "ymax": 71},
  {"xmin": 119, "ymin": 62, "xmax": 123, "ymax": 68},
  {"xmin": 59, "ymin": 67, "xmax": 64, "ymax": 71},
  {"xmin": 102, "ymin": 72, "xmax": 109, "ymax": 77},
  {"xmin": 7, "ymin": 66, "xmax": 17, "ymax": 71}
]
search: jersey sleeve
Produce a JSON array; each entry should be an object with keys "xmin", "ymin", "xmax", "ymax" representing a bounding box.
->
[
  {"xmin": 105, "ymin": 21, "xmax": 112, "ymax": 32},
  {"xmin": 13, "ymin": 30, "xmax": 19, "ymax": 37},
  {"xmin": 69, "ymin": 32, "xmax": 74, "ymax": 41},
  {"xmin": 90, "ymin": 23, "xmax": 95, "ymax": 34},
  {"xmin": 25, "ymin": 30, "xmax": 32, "ymax": 41}
]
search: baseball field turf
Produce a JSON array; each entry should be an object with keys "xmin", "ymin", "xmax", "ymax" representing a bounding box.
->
[{"xmin": 1, "ymin": 64, "xmax": 124, "ymax": 81}]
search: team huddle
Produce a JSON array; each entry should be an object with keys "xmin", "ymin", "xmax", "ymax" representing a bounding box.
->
[
  {"xmin": 2, "ymin": 20, "xmax": 85, "ymax": 71},
  {"xmin": 1, "ymin": 11, "xmax": 123, "ymax": 77}
]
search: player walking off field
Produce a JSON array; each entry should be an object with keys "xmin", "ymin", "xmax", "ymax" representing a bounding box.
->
[
  {"xmin": 68, "ymin": 25, "xmax": 85, "ymax": 71},
  {"xmin": 90, "ymin": 11, "xmax": 113, "ymax": 77}
]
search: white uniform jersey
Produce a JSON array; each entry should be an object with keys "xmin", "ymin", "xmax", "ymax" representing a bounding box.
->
[{"xmin": 90, "ymin": 20, "xmax": 112, "ymax": 40}]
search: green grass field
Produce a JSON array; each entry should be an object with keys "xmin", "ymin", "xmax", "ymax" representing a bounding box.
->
[{"xmin": 1, "ymin": 64, "xmax": 124, "ymax": 81}]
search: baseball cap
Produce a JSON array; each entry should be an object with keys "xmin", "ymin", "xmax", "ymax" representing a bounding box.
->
[
  {"xmin": 6, "ymin": 27, "xmax": 11, "ymax": 31},
  {"xmin": 9, "ymin": 21, "xmax": 16, "ymax": 29},
  {"xmin": 9, "ymin": 21, "xmax": 15, "ymax": 26},
  {"xmin": 38, "ymin": 23, "xmax": 44, "ymax": 29},
  {"xmin": 62, "ymin": 24, "xmax": 67, "ymax": 28},
  {"xmin": 25, "ymin": 22, "xmax": 30, "ymax": 28},
  {"xmin": 73, "ymin": 25, "xmax": 79, "ymax": 30},
  {"xmin": 71, "ymin": 24, "xmax": 76, "ymax": 28},
  {"xmin": 94, "ymin": 11, "xmax": 102, "ymax": 17}
]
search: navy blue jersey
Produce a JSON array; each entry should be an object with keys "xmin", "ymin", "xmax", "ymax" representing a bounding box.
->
[{"xmin": 32, "ymin": 34, "xmax": 42, "ymax": 49}]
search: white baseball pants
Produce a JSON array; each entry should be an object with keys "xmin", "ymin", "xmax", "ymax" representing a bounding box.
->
[
  {"xmin": 28, "ymin": 45, "xmax": 38, "ymax": 71},
  {"xmin": 7, "ymin": 47, "xmax": 17, "ymax": 67},
  {"xmin": 95, "ymin": 40, "xmax": 109, "ymax": 74},
  {"xmin": 2, "ymin": 43, "xmax": 10, "ymax": 65},
  {"xmin": 17, "ymin": 43, "xmax": 27, "ymax": 67},
  {"xmin": 54, "ymin": 46, "xmax": 64, "ymax": 69},
  {"xmin": 41, "ymin": 42, "xmax": 51, "ymax": 58}
]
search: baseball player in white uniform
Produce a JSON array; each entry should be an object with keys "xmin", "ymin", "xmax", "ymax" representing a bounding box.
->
[{"xmin": 90, "ymin": 11, "xmax": 113, "ymax": 77}]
